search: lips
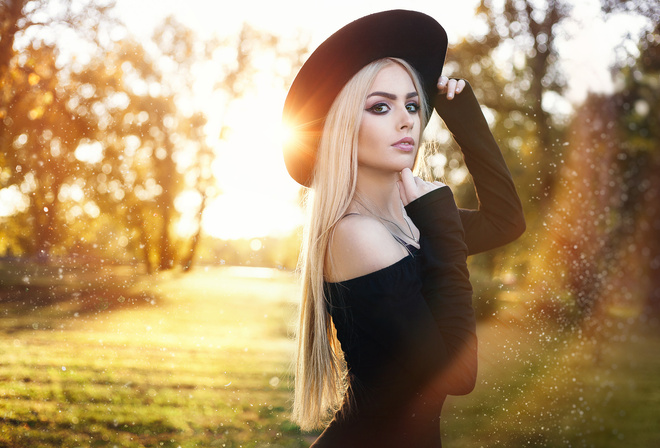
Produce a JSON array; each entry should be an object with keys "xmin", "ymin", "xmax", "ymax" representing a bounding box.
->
[{"xmin": 392, "ymin": 137, "xmax": 415, "ymax": 151}]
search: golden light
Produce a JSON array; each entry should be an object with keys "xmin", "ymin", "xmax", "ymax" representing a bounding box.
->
[
  {"xmin": 277, "ymin": 120, "xmax": 295, "ymax": 152},
  {"xmin": 199, "ymin": 89, "xmax": 304, "ymax": 240},
  {"xmin": 202, "ymin": 192, "xmax": 303, "ymax": 240},
  {"xmin": 111, "ymin": 0, "xmax": 500, "ymax": 241},
  {"xmin": 0, "ymin": 186, "xmax": 29, "ymax": 217}
]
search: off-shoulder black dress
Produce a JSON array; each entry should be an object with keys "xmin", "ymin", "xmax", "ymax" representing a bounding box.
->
[{"xmin": 309, "ymin": 83, "xmax": 526, "ymax": 448}]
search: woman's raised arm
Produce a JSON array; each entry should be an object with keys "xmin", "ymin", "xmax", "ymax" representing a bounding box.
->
[{"xmin": 433, "ymin": 81, "xmax": 526, "ymax": 255}]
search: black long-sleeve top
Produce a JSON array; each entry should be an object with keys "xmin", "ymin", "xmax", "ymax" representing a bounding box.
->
[
  {"xmin": 438, "ymin": 83, "xmax": 526, "ymax": 255},
  {"xmin": 310, "ymin": 83, "xmax": 525, "ymax": 448}
]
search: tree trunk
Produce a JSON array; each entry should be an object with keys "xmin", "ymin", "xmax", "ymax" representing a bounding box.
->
[
  {"xmin": 181, "ymin": 195, "xmax": 207, "ymax": 272},
  {"xmin": 644, "ymin": 153, "xmax": 660, "ymax": 317},
  {"xmin": 0, "ymin": 0, "xmax": 25, "ymax": 76},
  {"xmin": 156, "ymin": 142, "xmax": 177, "ymax": 271},
  {"xmin": 158, "ymin": 198, "xmax": 174, "ymax": 271}
]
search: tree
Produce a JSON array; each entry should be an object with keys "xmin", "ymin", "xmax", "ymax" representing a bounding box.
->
[
  {"xmin": 419, "ymin": 0, "xmax": 573, "ymax": 316},
  {"xmin": 432, "ymin": 0, "xmax": 573, "ymax": 223},
  {"xmin": 529, "ymin": 8, "xmax": 659, "ymax": 321},
  {"xmin": 1, "ymin": 0, "xmax": 119, "ymax": 258},
  {"xmin": 1, "ymin": 5, "xmax": 310, "ymax": 274},
  {"xmin": 69, "ymin": 34, "xmax": 203, "ymax": 272},
  {"xmin": 0, "ymin": 0, "xmax": 117, "ymax": 154},
  {"xmin": 464, "ymin": 0, "xmax": 571, "ymax": 206},
  {"xmin": 538, "ymin": 0, "xmax": 660, "ymax": 319},
  {"xmin": 176, "ymin": 23, "xmax": 309, "ymax": 271},
  {"xmin": 2, "ymin": 43, "xmax": 99, "ymax": 258},
  {"xmin": 608, "ymin": 20, "xmax": 660, "ymax": 317}
]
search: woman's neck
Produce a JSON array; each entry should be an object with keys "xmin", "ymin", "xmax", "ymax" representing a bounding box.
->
[{"xmin": 354, "ymin": 168, "xmax": 403, "ymax": 220}]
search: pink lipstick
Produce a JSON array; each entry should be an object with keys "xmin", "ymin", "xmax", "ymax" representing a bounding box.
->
[{"xmin": 392, "ymin": 137, "xmax": 415, "ymax": 151}]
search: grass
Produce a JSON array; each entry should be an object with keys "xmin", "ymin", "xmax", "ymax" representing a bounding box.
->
[
  {"xmin": 1, "ymin": 262, "xmax": 659, "ymax": 447},
  {"xmin": 442, "ymin": 310, "xmax": 660, "ymax": 447},
  {"xmin": 1, "ymin": 264, "xmax": 306, "ymax": 448}
]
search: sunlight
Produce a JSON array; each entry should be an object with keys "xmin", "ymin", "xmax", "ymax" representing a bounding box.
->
[
  {"xmin": 199, "ymin": 85, "xmax": 304, "ymax": 240},
  {"xmin": 276, "ymin": 120, "xmax": 295, "ymax": 152},
  {"xmin": 74, "ymin": 140, "xmax": 104, "ymax": 164},
  {"xmin": 0, "ymin": 186, "xmax": 29, "ymax": 217},
  {"xmin": 110, "ymin": 0, "xmax": 630, "ymax": 243},
  {"xmin": 202, "ymin": 191, "xmax": 303, "ymax": 240},
  {"xmin": 110, "ymin": 0, "xmax": 485, "ymax": 241}
]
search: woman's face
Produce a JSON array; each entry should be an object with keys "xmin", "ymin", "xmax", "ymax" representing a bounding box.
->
[{"xmin": 357, "ymin": 63, "xmax": 421, "ymax": 176}]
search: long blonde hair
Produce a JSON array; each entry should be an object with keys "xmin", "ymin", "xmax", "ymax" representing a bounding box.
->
[{"xmin": 292, "ymin": 57, "xmax": 430, "ymax": 430}]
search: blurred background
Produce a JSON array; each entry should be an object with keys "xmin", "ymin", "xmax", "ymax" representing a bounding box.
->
[{"xmin": 1, "ymin": 0, "xmax": 659, "ymax": 447}]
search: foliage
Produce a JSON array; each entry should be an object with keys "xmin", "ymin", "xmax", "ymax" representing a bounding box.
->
[
  {"xmin": 442, "ymin": 0, "xmax": 572, "ymax": 207},
  {"xmin": 421, "ymin": 0, "xmax": 660, "ymax": 321},
  {"xmin": 420, "ymin": 0, "xmax": 575, "ymax": 319},
  {"xmin": 0, "ymin": 1, "xmax": 305, "ymax": 273},
  {"xmin": 0, "ymin": 0, "xmax": 119, "ymax": 258},
  {"xmin": 527, "ymin": 13, "xmax": 660, "ymax": 320},
  {"xmin": 0, "ymin": 1, "xmax": 200, "ymax": 269},
  {"xmin": 1, "ymin": 3, "xmax": 659, "ymax": 446}
]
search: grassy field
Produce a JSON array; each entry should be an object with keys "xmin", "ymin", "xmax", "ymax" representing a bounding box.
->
[
  {"xmin": 0, "ymin": 264, "xmax": 306, "ymax": 448},
  {"xmin": 442, "ymin": 311, "xmax": 660, "ymax": 447},
  {"xmin": 1, "ymin": 263, "xmax": 659, "ymax": 447}
]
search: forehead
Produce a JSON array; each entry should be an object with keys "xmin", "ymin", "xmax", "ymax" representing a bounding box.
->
[{"xmin": 369, "ymin": 63, "xmax": 417, "ymax": 93}]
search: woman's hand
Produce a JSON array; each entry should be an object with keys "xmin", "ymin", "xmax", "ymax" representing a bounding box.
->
[
  {"xmin": 437, "ymin": 76, "xmax": 466, "ymax": 100},
  {"xmin": 397, "ymin": 168, "xmax": 447, "ymax": 206}
]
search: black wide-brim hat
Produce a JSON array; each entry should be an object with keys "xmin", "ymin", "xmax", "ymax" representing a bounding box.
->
[{"xmin": 282, "ymin": 9, "xmax": 448, "ymax": 187}]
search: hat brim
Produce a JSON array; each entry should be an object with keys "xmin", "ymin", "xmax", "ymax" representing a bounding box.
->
[{"xmin": 282, "ymin": 9, "xmax": 448, "ymax": 187}]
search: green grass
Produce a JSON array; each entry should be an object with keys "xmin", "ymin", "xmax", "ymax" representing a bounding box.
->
[
  {"xmin": 1, "ymin": 263, "xmax": 659, "ymax": 447},
  {"xmin": 1, "ymin": 265, "xmax": 307, "ymax": 448},
  {"xmin": 442, "ymin": 312, "xmax": 660, "ymax": 447}
]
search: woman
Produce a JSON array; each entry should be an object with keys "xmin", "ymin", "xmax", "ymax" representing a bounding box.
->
[{"xmin": 282, "ymin": 10, "xmax": 525, "ymax": 447}]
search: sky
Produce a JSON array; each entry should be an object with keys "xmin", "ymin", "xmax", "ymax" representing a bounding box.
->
[
  {"xmin": 115, "ymin": 0, "xmax": 482, "ymax": 43},
  {"xmin": 113, "ymin": 0, "xmax": 649, "ymax": 240}
]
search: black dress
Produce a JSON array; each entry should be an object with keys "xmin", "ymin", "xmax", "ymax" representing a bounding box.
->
[{"xmin": 309, "ymin": 83, "xmax": 526, "ymax": 448}]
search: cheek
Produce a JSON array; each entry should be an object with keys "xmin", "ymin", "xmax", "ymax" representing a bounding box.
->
[{"xmin": 357, "ymin": 117, "xmax": 376, "ymax": 149}]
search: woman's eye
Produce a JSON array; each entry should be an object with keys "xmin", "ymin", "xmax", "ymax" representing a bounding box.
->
[
  {"xmin": 367, "ymin": 103, "xmax": 390, "ymax": 114},
  {"xmin": 406, "ymin": 102, "xmax": 420, "ymax": 113}
]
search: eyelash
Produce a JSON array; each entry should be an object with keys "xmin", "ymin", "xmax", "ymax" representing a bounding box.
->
[
  {"xmin": 406, "ymin": 102, "xmax": 420, "ymax": 113},
  {"xmin": 366, "ymin": 102, "xmax": 420, "ymax": 114}
]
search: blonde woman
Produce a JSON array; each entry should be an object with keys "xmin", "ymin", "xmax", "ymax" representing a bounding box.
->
[{"xmin": 282, "ymin": 10, "xmax": 525, "ymax": 447}]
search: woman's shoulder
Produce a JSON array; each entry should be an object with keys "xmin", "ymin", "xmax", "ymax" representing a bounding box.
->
[{"xmin": 325, "ymin": 213, "xmax": 409, "ymax": 283}]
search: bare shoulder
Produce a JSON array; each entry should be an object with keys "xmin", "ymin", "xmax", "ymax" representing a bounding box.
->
[{"xmin": 325, "ymin": 214, "xmax": 408, "ymax": 283}]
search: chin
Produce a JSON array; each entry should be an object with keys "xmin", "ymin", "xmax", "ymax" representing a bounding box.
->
[{"xmin": 405, "ymin": 159, "xmax": 417, "ymax": 171}]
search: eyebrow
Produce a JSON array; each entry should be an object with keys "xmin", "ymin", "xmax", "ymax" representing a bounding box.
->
[{"xmin": 366, "ymin": 91, "xmax": 419, "ymax": 100}]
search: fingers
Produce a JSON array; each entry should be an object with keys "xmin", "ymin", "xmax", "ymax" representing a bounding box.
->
[
  {"xmin": 397, "ymin": 182, "xmax": 409, "ymax": 207},
  {"xmin": 437, "ymin": 77, "xmax": 466, "ymax": 100},
  {"xmin": 437, "ymin": 76, "xmax": 449, "ymax": 93},
  {"xmin": 446, "ymin": 78, "xmax": 458, "ymax": 99},
  {"xmin": 399, "ymin": 168, "xmax": 444, "ymax": 205},
  {"xmin": 450, "ymin": 79, "xmax": 465, "ymax": 99},
  {"xmin": 399, "ymin": 168, "xmax": 417, "ymax": 205}
]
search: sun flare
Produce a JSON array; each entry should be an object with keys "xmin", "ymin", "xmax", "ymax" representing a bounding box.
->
[
  {"xmin": 139, "ymin": 0, "xmax": 490, "ymax": 241},
  {"xmin": 199, "ymin": 89, "xmax": 304, "ymax": 240}
]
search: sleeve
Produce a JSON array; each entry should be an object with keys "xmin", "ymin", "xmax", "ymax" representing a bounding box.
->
[
  {"xmin": 433, "ymin": 81, "xmax": 526, "ymax": 255},
  {"xmin": 406, "ymin": 187, "xmax": 478, "ymax": 396}
]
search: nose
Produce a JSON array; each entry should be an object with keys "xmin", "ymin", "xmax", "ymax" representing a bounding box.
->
[{"xmin": 398, "ymin": 106, "xmax": 414, "ymax": 130}]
